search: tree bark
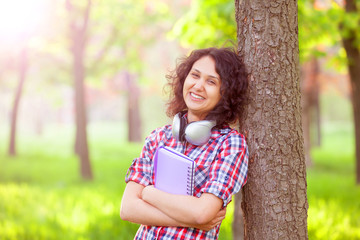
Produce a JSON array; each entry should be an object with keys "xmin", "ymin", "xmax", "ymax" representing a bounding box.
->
[
  {"xmin": 68, "ymin": 0, "xmax": 93, "ymax": 180},
  {"xmin": 235, "ymin": 0, "xmax": 308, "ymax": 239},
  {"xmin": 341, "ymin": 0, "xmax": 360, "ymax": 184},
  {"xmin": 8, "ymin": 48, "xmax": 28, "ymax": 157}
]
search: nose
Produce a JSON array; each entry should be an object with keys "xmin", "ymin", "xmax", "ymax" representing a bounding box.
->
[{"xmin": 193, "ymin": 78, "xmax": 205, "ymax": 90}]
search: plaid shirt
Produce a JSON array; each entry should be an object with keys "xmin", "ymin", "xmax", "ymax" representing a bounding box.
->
[{"xmin": 125, "ymin": 124, "xmax": 248, "ymax": 240}]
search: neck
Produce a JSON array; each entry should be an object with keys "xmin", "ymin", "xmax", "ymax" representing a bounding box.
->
[{"xmin": 187, "ymin": 112, "xmax": 207, "ymax": 123}]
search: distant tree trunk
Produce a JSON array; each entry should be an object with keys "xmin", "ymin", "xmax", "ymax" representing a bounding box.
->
[
  {"xmin": 232, "ymin": 192, "xmax": 244, "ymax": 240},
  {"xmin": 67, "ymin": 0, "xmax": 93, "ymax": 180},
  {"xmin": 314, "ymin": 83, "xmax": 321, "ymax": 147},
  {"xmin": 125, "ymin": 72, "xmax": 142, "ymax": 142},
  {"xmin": 309, "ymin": 58, "xmax": 321, "ymax": 147},
  {"xmin": 301, "ymin": 65, "xmax": 312, "ymax": 167},
  {"xmin": 235, "ymin": 0, "xmax": 308, "ymax": 239},
  {"xmin": 301, "ymin": 57, "xmax": 321, "ymax": 166},
  {"xmin": 8, "ymin": 48, "xmax": 27, "ymax": 157},
  {"xmin": 342, "ymin": 0, "xmax": 360, "ymax": 184}
]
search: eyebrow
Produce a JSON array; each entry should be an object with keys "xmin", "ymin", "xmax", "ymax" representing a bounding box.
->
[{"xmin": 192, "ymin": 68, "xmax": 220, "ymax": 81}]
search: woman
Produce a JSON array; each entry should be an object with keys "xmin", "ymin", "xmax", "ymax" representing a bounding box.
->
[{"xmin": 120, "ymin": 47, "xmax": 249, "ymax": 239}]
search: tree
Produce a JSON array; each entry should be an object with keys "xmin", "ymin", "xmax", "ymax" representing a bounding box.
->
[
  {"xmin": 298, "ymin": 0, "xmax": 360, "ymax": 184},
  {"xmin": 66, "ymin": 0, "xmax": 93, "ymax": 180},
  {"xmin": 232, "ymin": 192, "xmax": 244, "ymax": 239},
  {"xmin": 125, "ymin": 72, "xmax": 142, "ymax": 142},
  {"xmin": 170, "ymin": 0, "xmax": 236, "ymax": 47},
  {"xmin": 8, "ymin": 48, "xmax": 28, "ymax": 156},
  {"xmin": 58, "ymin": 0, "xmax": 171, "ymax": 179},
  {"xmin": 340, "ymin": 0, "xmax": 360, "ymax": 184},
  {"xmin": 86, "ymin": 0, "xmax": 170, "ymax": 142},
  {"xmin": 301, "ymin": 57, "xmax": 321, "ymax": 166},
  {"xmin": 235, "ymin": 0, "xmax": 308, "ymax": 239},
  {"xmin": 1, "ymin": 0, "xmax": 54, "ymax": 157}
]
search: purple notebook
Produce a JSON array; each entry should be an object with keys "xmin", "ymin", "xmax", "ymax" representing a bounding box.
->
[{"xmin": 154, "ymin": 146, "xmax": 195, "ymax": 196}]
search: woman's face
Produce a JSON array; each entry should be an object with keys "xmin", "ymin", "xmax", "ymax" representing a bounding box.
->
[{"xmin": 183, "ymin": 56, "xmax": 221, "ymax": 122}]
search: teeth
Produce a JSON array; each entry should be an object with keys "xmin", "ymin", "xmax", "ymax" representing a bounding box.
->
[{"xmin": 191, "ymin": 92, "xmax": 204, "ymax": 100}]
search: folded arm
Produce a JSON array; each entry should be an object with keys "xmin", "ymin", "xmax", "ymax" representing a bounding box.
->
[
  {"xmin": 120, "ymin": 181, "xmax": 225, "ymax": 231},
  {"xmin": 141, "ymin": 185, "xmax": 224, "ymax": 225}
]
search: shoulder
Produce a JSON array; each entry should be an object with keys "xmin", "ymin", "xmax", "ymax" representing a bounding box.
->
[
  {"xmin": 140, "ymin": 124, "xmax": 173, "ymax": 159},
  {"xmin": 213, "ymin": 126, "xmax": 246, "ymax": 141},
  {"xmin": 145, "ymin": 124, "xmax": 173, "ymax": 142},
  {"xmin": 213, "ymin": 126, "xmax": 247, "ymax": 150}
]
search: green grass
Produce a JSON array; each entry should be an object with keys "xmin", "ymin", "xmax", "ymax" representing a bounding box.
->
[
  {"xmin": 307, "ymin": 122, "xmax": 360, "ymax": 240},
  {"xmin": 0, "ymin": 121, "xmax": 359, "ymax": 239},
  {"xmin": 0, "ymin": 123, "xmax": 141, "ymax": 240}
]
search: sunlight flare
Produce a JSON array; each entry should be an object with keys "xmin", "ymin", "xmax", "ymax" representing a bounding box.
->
[{"xmin": 0, "ymin": 0, "xmax": 50, "ymax": 41}]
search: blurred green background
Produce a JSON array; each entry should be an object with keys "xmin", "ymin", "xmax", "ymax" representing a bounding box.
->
[{"xmin": 1, "ymin": 0, "xmax": 360, "ymax": 239}]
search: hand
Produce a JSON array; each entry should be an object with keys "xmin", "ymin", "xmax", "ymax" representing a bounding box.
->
[
  {"xmin": 141, "ymin": 185, "xmax": 156, "ymax": 202},
  {"xmin": 193, "ymin": 207, "xmax": 227, "ymax": 231}
]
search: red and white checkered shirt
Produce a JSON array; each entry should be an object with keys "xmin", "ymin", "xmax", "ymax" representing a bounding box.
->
[{"xmin": 125, "ymin": 124, "xmax": 248, "ymax": 240}]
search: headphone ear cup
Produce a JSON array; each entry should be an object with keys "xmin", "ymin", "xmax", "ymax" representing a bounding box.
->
[
  {"xmin": 184, "ymin": 120, "xmax": 216, "ymax": 146},
  {"xmin": 179, "ymin": 116, "xmax": 187, "ymax": 142},
  {"xmin": 172, "ymin": 112, "xmax": 216, "ymax": 145},
  {"xmin": 172, "ymin": 113, "xmax": 181, "ymax": 140}
]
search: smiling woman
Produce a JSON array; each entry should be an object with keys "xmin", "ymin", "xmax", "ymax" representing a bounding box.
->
[
  {"xmin": 120, "ymin": 47, "xmax": 249, "ymax": 240},
  {"xmin": 0, "ymin": 0, "xmax": 51, "ymax": 43}
]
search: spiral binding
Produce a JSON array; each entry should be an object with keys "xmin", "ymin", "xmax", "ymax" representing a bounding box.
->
[{"xmin": 186, "ymin": 163, "xmax": 195, "ymax": 196}]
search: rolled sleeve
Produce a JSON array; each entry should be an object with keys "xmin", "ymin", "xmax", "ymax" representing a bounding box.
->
[
  {"xmin": 124, "ymin": 127, "xmax": 166, "ymax": 186},
  {"xmin": 125, "ymin": 157, "xmax": 153, "ymax": 186}
]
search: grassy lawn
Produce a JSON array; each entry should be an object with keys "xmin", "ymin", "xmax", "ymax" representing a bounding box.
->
[
  {"xmin": 307, "ymin": 122, "xmax": 360, "ymax": 240},
  {"xmin": 0, "ymin": 121, "xmax": 359, "ymax": 239},
  {"xmin": 0, "ymin": 123, "xmax": 142, "ymax": 240}
]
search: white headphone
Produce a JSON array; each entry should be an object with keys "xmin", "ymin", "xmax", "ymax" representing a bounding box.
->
[{"xmin": 172, "ymin": 112, "xmax": 216, "ymax": 146}]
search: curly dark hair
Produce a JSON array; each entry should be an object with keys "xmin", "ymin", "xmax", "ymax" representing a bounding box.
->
[{"xmin": 165, "ymin": 47, "xmax": 248, "ymax": 127}]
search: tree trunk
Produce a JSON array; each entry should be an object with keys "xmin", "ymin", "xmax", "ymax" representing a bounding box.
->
[
  {"xmin": 308, "ymin": 58, "xmax": 321, "ymax": 148},
  {"xmin": 341, "ymin": 0, "xmax": 360, "ymax": 185},
  {"xmin": 301, "ymin": 57, "xmax": 321, "ymax": 166},
  {"xmin": 125, "ymin": 72, "xmax": 142, "ymax": 142},
  {"xmin": 8, "ymin": 48, "xmax": 27, "ymax": 157},
  {"xmin": 68, "ymin": 0, "xmax": 93, "ymax": 180},
  {"xmin": 235, "ymin": 0, "xmax": 308, "ymax": 239},
  {"xmin": 300, "ymin": 64, "xmax": 312, "ymax": 167},
  {"xmin": 315, "ymin": 89, "xmax": 321, "ymax": 147},
  {"xmin": 232, "ymin": 192, "xmax": 244, "ymax": 240}
]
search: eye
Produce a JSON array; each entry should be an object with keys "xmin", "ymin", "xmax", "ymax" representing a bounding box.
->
[
  {"xmin": 207, "ymin": 79, "xmax": 216, "ymax": 85},
  {"xmin": 191, "ymin": 72, "xmax": 200, "ymax": 78}
]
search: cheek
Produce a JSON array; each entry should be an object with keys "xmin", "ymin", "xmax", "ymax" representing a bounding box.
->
[
  {"xmin": 216, "ymin": 94, "xmax": 221, "ymax": 104},
  {"xmin": 182, "ymin": 84, "xmax": 187, "ymax": 97},
  {"xmin": 212, "ymin": 88, "xmax": 221, "ymax": 102},
  {"xmin": 183, "ymin": 78, "xmax": 190, "ymax": 94}
]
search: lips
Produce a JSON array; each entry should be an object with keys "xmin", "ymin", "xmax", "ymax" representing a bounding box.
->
[{"xmin": 190, "ymin": 92, "xmax": 205, "ymax": 100}]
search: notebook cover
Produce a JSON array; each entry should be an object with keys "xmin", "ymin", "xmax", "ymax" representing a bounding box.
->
[{"xmin": 154, "ymin": 146, "xmax": 195, "ymax": 195}]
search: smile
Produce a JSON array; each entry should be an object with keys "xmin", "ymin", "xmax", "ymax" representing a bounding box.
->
[{"xmin": 190, "ymin": 92, "xmax": 205, "ymax": 100}]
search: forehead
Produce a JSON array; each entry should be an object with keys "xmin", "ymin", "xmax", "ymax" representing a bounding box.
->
[{"xmin": 192, "ymin": 56, "xmax": 219, "ymax": 78}]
